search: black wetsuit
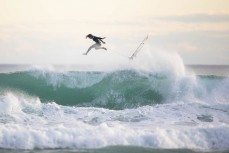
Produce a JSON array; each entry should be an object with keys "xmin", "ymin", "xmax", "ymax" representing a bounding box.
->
[{"xmin": 92, "ymin": 36, "xmax": 105, "ymax": 45}]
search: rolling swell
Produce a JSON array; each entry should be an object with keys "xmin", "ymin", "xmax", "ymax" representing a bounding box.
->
[
  {"xmin": 0, "ymin": 69, "xmax": 228, "ymax": 109},
  {"xmin": 0, "ymin": 70, "xmax": 164, "ymax": 109}
]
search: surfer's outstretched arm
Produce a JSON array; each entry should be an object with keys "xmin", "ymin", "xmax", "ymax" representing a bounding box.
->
[
  {"xmin": 99, "ymin": 39, "xmax": 106, "ymax": 44},
  {"xmin": 95, "ymin": 36, "xmax": 106, "ymax": 44},
  {"xmin": 95, "ymin": 36, "xmax": 105, "ymax": 39}
]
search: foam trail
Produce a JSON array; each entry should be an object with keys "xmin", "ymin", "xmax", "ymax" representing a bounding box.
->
[{"xmin": 0, "ymin": 92, "xmax": 229, "ymax": 150}]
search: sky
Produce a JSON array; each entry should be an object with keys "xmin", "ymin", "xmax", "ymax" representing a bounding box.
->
[{"xmin": 0, "ymin": 0, "xmax": 229, "ymax": 65}]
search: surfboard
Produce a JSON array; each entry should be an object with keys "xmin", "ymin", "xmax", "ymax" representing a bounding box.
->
[{"xmin": 129, "ymin": 35, "xmax": 148, "ymax": 60}]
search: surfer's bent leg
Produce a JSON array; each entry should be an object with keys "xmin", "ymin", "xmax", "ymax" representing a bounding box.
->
[
  {"xmin": 83, "ymin": 43, "xmax": 107, "ymax": 55},
  {"xmin": 94, "ymin": 44, "xmax": 107, "ymax": 50},
  {"xmin": 83, "ymin": 44, "xmax": 97, "ymax": 55}
]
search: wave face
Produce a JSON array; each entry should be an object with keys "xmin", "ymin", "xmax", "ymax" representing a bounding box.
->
[
  {"xmin": 0, "ymin": 70, "xmax": 165, "ymax": 109},
  {"xmin": 0, "ymin": 67, "xmax": 229, "ymax": 150},
  {"xmin": 0, "ymin": 70, "xmax": 228, "ymax": 109}
]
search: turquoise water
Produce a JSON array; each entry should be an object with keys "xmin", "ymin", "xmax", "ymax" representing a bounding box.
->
[
  {"xmin": 0, "ymin": 69, "xmax": 226, "ymax": 109},
  {"xmin": 0, "ymin": 70, "xmax": 164, "ymax": 109},
  {"xmin": 0, "ymin": 65, "xmax": 229, "ymax": 153}
]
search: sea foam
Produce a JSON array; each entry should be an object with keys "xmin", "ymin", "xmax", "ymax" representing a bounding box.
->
[{"xmin": 0, "ymin": 92, "xmax": 229, "ymax": 150}]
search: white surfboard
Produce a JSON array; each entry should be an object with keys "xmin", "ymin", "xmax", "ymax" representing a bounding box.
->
[{"xmin": 129, "ymin": 35, "xmax": 148, "ymax": 60}]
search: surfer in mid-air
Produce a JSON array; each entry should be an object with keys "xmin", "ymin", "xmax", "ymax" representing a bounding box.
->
[{"xmin": 83, "ymin": 34, "xmax": 107, "ymax": 55}]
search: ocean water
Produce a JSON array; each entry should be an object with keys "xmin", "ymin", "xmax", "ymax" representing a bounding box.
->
[{"xmin": 0, "ymin": 62, "xmax": 229, "ymax": 153}]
